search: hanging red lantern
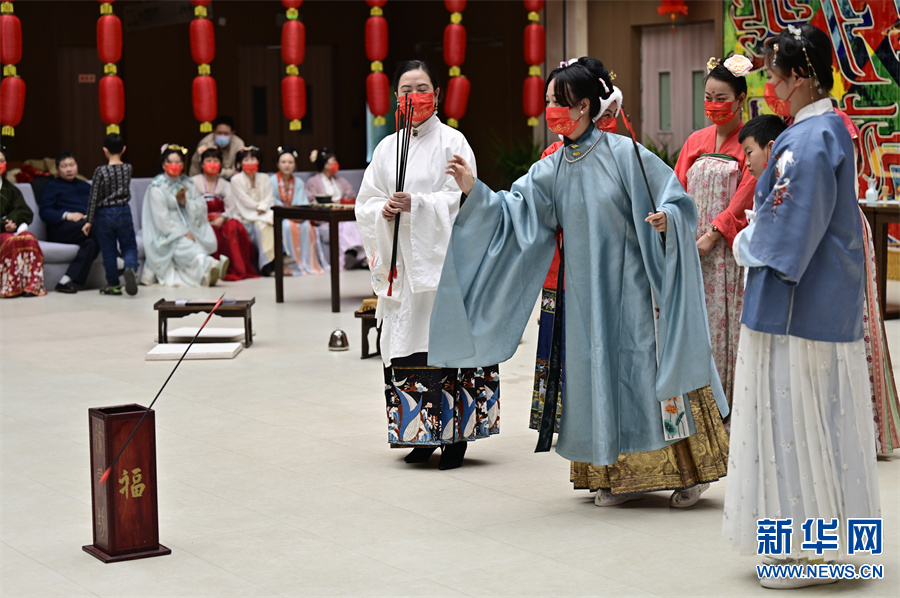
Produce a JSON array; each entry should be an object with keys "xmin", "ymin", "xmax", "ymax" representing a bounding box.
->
[
  {"xmin": 281, "ymin": 0, "xmax": 302, "ymax": 8},
  {"xmin": 657, "ymin": 0, "xmax": 688, "ymax": 26},
  {"xmin": 445, "ymin": 0, "xmax": 466, "ymax": 12},
  {"xmin": 190, "ymin": 18, "xmax": 215, "ymax": 65},
  {"xmin": 524, "ymin": 0, "xmax": 544, "ymax": 12},
  {"xmin": 281, "ymin": 19, "xmax": 305, "ymax": 66},
  {"xmin": 365, "ymin": 0, "xmax": 386, "ymax": 7},
  {"xmin": 192, "ymin": 75, "xmax": 217, "ymax": 125},
  {"xmin": 365, "ymin": 16, "xmax": 388, "ymax": 62},
  {"xmin": 443, "ymin": 23, "xmax": 466, "ymax": 68},
  {"xmin": 282, "ymin": 75, "xmax": 306, "ymax": 130},
  {"xmin": 523, "ymin": 23, "xmax": 544, "ymax": 66},
  {"xmin": 96, "ymin": 15, "xmax": 122, "ymax": 65},
  {"xmin": 522, "ymin": 76, "xmax": 543, "ymax": 125},
  {"xmin": 444, "ymin": 76, "xmax": 470, "ymax": 127},
  {"xmin": 366, "ymin": 72, "xmax": 390, "ymax": 120},
  {"xmin": 99, "ymin": 75, "xmax": 124, "ymax": 128},
  {"xmin": 0, "ymin": 76, "xmax": 25, "ymax": 137},
  {"xmin": 0, "ymin": 14, "xmax": 22, "ymax": 67}
]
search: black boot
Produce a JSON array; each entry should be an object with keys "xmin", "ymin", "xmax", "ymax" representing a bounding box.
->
[
  {"xmin": 438, "ymin": 442, "xmax": 467, "ymax": 470},
  {"xmin": 404, "ymin": 446, "xmax": 437, "ymax": 463}
]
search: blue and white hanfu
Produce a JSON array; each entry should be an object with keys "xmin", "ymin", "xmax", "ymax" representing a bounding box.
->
[{"xmin": 429, "ymin": 124, "xmax": 729, "ymax": 473}]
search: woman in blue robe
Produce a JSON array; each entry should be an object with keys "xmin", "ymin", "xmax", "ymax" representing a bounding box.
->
[{"xmin": 431, "ymin": 59, "xmax": 729, "ymax": 506}]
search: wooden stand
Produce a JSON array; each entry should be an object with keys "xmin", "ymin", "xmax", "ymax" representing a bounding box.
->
[
  {"xmin": 354, "ymin": 309, "xmax": 380, "ymax": 359},
  {"xmin": 83, "ymin": 404, "xmax": 171, "ymax": 563}
]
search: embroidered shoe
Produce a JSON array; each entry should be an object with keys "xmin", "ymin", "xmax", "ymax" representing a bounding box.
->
[
  {"xmin": 669, "ymin": 483, "xmax": 710, "ymax": 508},
  {"xmin": 594, "ymin": 489, "xmax": 643, "ymax": 507}
]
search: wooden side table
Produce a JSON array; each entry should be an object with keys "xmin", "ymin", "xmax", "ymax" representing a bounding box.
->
[
  {"xmin": 354, "ymin": 310, "xmax": 380, "ymax": 359},
  {"xmin": 153, "ymin": 298, "xmax": 256, "ymax": 347}
]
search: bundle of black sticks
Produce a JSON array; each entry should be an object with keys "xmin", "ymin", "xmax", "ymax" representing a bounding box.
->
[{"xmin": 387, "ymin": 95, "xmax": 414, "ymax": 297}]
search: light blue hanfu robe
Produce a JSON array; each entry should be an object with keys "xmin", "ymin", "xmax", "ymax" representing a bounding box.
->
[{"xmin": 429, "ymin": 125, "xmax": 728, "ymax": 466}]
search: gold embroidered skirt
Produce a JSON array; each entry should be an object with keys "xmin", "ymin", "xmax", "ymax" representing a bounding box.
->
[{"xmin": 570, "ymin": 385, "xmax": 729, "ymax": 494}]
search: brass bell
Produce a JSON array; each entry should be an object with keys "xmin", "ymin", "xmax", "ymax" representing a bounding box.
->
[{"xmin": 328, "ymin": 329, "xmax": 350, "ymax": 351}]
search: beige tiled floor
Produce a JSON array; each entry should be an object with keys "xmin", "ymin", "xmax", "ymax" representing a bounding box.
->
[{"xmin": 1, "ymin": 272, "xmax": 898, "ymax": 597}]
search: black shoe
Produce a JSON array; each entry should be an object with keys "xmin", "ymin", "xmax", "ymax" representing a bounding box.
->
[
  {"xmin": 404, "ymin": 446, "xmax": 437, "ymax": 464},
  {"xmin": 55, "ymin": 281, "xmax": 77, "ymax": 293},
  {"xmin": 260, "ymin": 262, "xmax": 275, "ymax": 277},
  {"xmin": 123, "ymin": 267, "xmax": 138, "ymax": 296},
  {"xmin": 438, "ymin": 442, "xmax": 467, "ymax": 470}
]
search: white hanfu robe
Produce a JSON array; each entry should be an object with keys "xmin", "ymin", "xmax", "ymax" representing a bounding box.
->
[
  {"xmin": 228, "ymin": 171, "xmax": 275, "ymax": 268},
  {"xmin": 141, "ymin": 173, "xmax": 218, "ymax": 287}
]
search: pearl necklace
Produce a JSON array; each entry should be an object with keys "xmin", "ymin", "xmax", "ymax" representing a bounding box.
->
[{"xmin": 563, "ymin": 131, "xmax": 604, "ymax": 164}]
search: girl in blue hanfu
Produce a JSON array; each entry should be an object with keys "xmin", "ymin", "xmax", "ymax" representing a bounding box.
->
[
  {"xmin": 722, "ymin": 24, "xmax": 880, "ymax": 589},
  {"xmin": 431, "ymin": 58, "xmax": 729, "ymax": 505},
  {"xmin": 356, "ymin": 60, "xmax": 499, "ymax": 471}
]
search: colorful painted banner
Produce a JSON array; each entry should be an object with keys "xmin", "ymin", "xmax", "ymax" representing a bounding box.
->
[{"xmin": 724, "ymin": 0, "xmax": 900, "ymax": 197}]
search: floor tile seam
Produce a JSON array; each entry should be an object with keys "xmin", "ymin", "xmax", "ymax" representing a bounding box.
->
[{"xmin": 0, "ymin": 540, "xmax": 102, "ymax": 597}]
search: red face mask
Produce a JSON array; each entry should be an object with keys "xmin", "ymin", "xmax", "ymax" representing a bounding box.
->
[
  {"xmin": 203, "ymin": 162, "xmax": 221, "ymax": 176},
  {"xmin": 764, "ymin": 75, "xmax": 796, "ymax": 118},
  {"xmin": 596, "ymin": 117, "xmax": 617, "ymax": 134},
  {"xmin": 164, "ymin": 163, "xmax": 183, "ymax": 177},
  {"xmin": 704, "ymin": 101, "xmax": 739, "ymax": 125},
  {"xmin": 242, "ymin": 163, "xmax": 259, "ymax": 176},
  {"xmin": 326, "ymin": 161, "xmax": 340, "ymax": 176},
  {"xmin": 546, "ymin": 106, "xmax": 582, "ymax": 137},
  {"xmin": 0, "ymin": 163, "xmax": 6, "ymax": 176},
  {"xmin": 397, "ymin": 92, "xmax": 436, "ymax": 123}
]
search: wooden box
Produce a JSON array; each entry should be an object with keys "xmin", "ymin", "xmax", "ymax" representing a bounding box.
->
[{"xmin": 83, "ymin": 404, "xmax": 171, "ymax": 563}]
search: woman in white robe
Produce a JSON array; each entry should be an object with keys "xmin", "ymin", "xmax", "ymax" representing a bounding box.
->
[
  {"xmin": 355, "ymin": 60, "xmax": 499, "ymax": 470},
  {"xmin": 141, "ymin": 145, "xmax": 225, "ymax": 287},
  {"xmin": 228, "ymin": 146, "xmax": 276, "ymax": 275}
]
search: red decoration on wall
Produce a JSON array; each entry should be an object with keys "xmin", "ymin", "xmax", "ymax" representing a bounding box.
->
[
  {"xmin": 192, "ymin": 75, "xmax": 217, "ymax": 125},
  {"xmin": 99, "ymin": 74, "xmax": 125, "ymax": 126},
  {"xmin": 365, "ymin": 1, "xmax": 389, "ymax": 126},
  {"xmin": 522, "ymin": 75, "xmax": 543, "ymax": 123},
  {"xmin": 1, "ymin": 2, "xmax": 24, "ymax": 137},
  {"xmin": 443, "ymin": 0, "xmax": 467, "ymax": 128},
  {"xmin": 97, "ymin": 15, "xmax": 122, "ymax": 65},
  {"xmin": 95, "ymin": 1, "xmax": 123, "ymax": 134},
  {"xmin": 189, "ymin": 0, "xmax": 216, "ymax": 132},
  {"xmin": 658, "ymin": 0, "xmax": 688, "ymax": 28},
  {"xmin": 280, "ymin": 0, "xmax": 306, "ymax": 131},
  {"xmin": 444, "ymin": 75, "xmax": 470, "ymax": 123},
  {"xmin": 522, "ymin": 1, "xmax": 545, "ymax": 126}
]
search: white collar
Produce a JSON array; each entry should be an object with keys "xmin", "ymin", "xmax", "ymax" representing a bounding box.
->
[
  {"xmin": 794, "ymin": 98, "xmax": 833, "ymax": 124},
  {"xmin": 410, "ymin": 113, "xmax": 439, "ymax": 138}
]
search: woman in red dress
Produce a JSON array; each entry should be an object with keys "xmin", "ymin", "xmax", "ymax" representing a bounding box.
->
[{"xmin": 0, "ymin": 147, "xmax": 46, "ymax": 297}]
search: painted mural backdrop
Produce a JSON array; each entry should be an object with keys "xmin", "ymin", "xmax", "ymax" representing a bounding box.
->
[{"xmin": 724, "ymin": 0, "xmax": 900, "ymax": 197}]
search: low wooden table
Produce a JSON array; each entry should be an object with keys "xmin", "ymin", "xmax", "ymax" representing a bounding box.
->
[
  {"xmin": 861, "ymin": 203, "xmax": 900, "ymax": 320},
  {"xmin": 153, "ymin": 298, "xmax": 256, "ymax": 347},
  {"xmin": 273, "ymin": 204, "xmax": 358, "ymax": 312}
]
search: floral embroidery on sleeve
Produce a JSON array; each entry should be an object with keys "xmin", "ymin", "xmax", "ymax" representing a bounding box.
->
[{"xmin": 770, "ymin": 149, "xmax": 794, "ymax": 220}]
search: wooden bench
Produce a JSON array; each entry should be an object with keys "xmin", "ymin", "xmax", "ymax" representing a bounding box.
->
[{"xmin": 154, "ymin": 298, "xmax": 256, "ymax": 347}]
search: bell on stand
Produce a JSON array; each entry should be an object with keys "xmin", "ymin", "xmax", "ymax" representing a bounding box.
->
[{"xmin": 328, "ymin": 329, "xmax": 350, "ymax": 351}]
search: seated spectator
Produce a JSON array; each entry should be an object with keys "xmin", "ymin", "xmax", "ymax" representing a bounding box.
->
[
  {"xmin": 141, "ymin": 144, "xmax": 227, "ymax": 287},
  {"xmin": 188, "ymin": 115, "xmax": 245, "ymax": 181},
  {"xmin": 228, "ymin": 146, "xmax": 275, "ymax": 275},
  {"xmin": 191, "ymin": 147, "xmax": 259, "ymax": 280},
  {"xmin": 0, "ymin": 147, "xmax": 46, "ymax": 297},
  {"xmin": 39, "ymin": 152, "xmax": 101, "ymax": 293},
  {"xmin": 270, "ymin": 144, "xmax": 327, "ymax": 276},
  {"xmin": 304, "ymin": 147, "xmax": 365, "ymax": 269}
]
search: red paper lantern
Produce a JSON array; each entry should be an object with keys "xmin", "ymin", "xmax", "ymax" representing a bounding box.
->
[
  {"xmin": 524, "ymin": 0, "xmax": 544, "ymax": 11},
  {"xmin": 0, "ymin": 75, "xmax": 25, "ymax": 132},
  {"xmin": 445, "ymin": 0, "xmax": 466, "ymax": 12},
  {"xmin": 190, "ymin": 0, "xmax": 211, "ymax": 6},
  {"xmin": 281, "ymin": 0, "xmax": 302, "ymax": 8},
  {"xmin": 96, "ymin": 15, "xmax": 122, "ymax": 65},
  {"xmin": 99, "ymin": 75, "xmax": 124, "ymax": 125},
  {"xmin": 522, "ymin": 76, "xmax": 543, "ymax": 119},
  {"xmin": 190, "ymin": 18, "xmax": 215, "ymax": 65},
  {"xmin": 365, "ymin": 16, "xmax": 388, "ymax": 62},
  {"xmin": 365, "ymin": 0, "xmax": 386, "ymax": 7},
  {"xmin": 192, "ymin": 75, "xmax": 217, "ymax": 124},
  {"xmin": 524, "ymin": 23, "xmax": 545, "ymax": 66},
  {"xmin": 444, "ymin": 75, "xmax": 470, "ymax": 122},
  {"xmin": 282, "ymin": 75, "xmax": 306, "ymax": 125},
  {"xmin": 281, "ymin": 19, "xmax": 305, "ymax": 66},
  {"xmin": 0, "ymin": 14, "xmax": 22, "ymax": 66},
  {"xmin": 443, "ymin": 23, "xmax": 466, "ymax": 67},
  {"xmin": 366, "ymin": 71, "xmax": 390, "ymax": 118}
]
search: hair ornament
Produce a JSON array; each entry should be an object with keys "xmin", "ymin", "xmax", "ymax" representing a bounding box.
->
[
  {"xmin": 309, "ymin": 149, "xmax": 318, "ymax": 163},
  {"xmin": 598, "ymin": 77, "xmax": 610, "ymax": 94},
  {"xmin": 707, "ymin": 56, "xmax": 721, "ymax": 73},
  {"xmin": 787, "ymin": 24, "xmax": 802, "ymax": 41},
  {"xmin": 161, "ymin": 144, "xmax": 187, "ymax": 155},
  {"xmin": 722, "ymin": 54, "xmax": 753, "ymax": 77},
  {"xmin": 608, "ymin": 70, "xmax": 617, "ymax": 81},
  {"xmin": 559, "ymin": 57, "xmax": 579, "ymax": 69}
]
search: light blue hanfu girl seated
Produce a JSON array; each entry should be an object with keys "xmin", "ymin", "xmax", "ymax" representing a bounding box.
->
[{"xmin": 432, "ymin": 59, "xmax": 730, "ymax": 507}]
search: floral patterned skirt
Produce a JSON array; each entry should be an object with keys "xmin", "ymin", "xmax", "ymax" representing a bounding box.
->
[
  {"xmin": 0, "ymin": 232, "xmax": 46, "ymax": 298},
  {"xmin": 385, "ymin": 353, "xmax": 499, "ymax": 446}
]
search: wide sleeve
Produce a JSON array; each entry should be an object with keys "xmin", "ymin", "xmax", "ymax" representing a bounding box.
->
[
  {"xmin": 428, "ymin": 158, "xmax": 559, "ymax": 367},
  {"xmin": 183, "ymin": 180, "xmax": 217, "ymax": 254},
  {"xmin": 337, "ymin": 176, "xmax": 356, "ymax": 200},
  {"xmin": 673, "ymin": 129, "xmax": 704, "ymax": 191},
  {"xmin": 749, "ymin": 129, "xmax": 838, "ymax": 283},
  {"xmin": 355, "ymin": 140, "xmax": 397, "ymax": 297},
  {"xmin": 405, "ymin": 135, "xmax": 476, "ymax": 293},
  {"xmin": 304, "ymin": 175, "xmax": 322, "ymax": 204},
  {"xmin": 143, "ymin": 184, "xmax": 188, "ymax": 246},
  {"xmin": 257, "ymin": 174, "xmax": 275, "ymax": 211},
  {"xmin": 227, "ymin": 173, "xmax": 257, "ymax": 221},
  {"xmin": 2, "ymin": 181, "xmax": 33, "ymax": 225},
  {"xmin": 613, "ymin": 139, "xmax": 727, "ymax": 412},
  {"xmin": 291, "ymin": 174, "xmax": 307, "ymax": 206}
]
